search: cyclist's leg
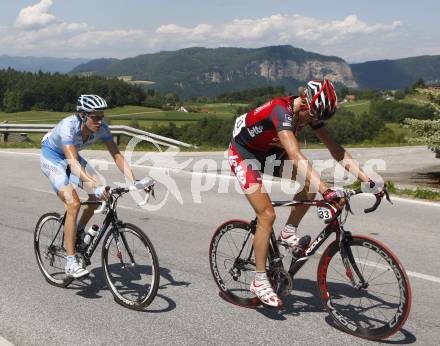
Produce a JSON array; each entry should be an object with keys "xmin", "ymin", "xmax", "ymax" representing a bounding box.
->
[
  {"xmin": 244, "ymin": 184, "xmax": 275, "ymax": 272},
  {"xmin": 57, "ymin": 185, "xmax": 89, "ymax": 277},
  {"xmin": 228, "ymin": 143, "xmax": 282, "ymax": 307},
  {"xmin": 272, "ymin": 152, "xmax": 314, "ymax": 249},
  {"xmin": 77, "ymin": 194, "xmax": 99, "ymax": 229},
  {"xmin": 283, "ymin": 157, "xmax": 317, "ymax": 226},
  {"xmin": 70, "ymin": 155, "xmax": 100, "ymax": 229},
  {"xmin": 57, "ymin": 185, "xmax": 81, "ymax": 257},
  {"xmin": 40, "ymin": 148, "xmax": 89, "ymax": 277}
]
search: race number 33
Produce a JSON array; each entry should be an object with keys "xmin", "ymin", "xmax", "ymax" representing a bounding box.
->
[{"xmin": 317, "ymin": 206, "xmax": 332, "ymax": 220}]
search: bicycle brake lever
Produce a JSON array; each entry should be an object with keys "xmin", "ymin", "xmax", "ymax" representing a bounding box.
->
[
  {"xmin": 151, "ymin": 186, "xmax": 156, "ymax": 199},
  {"xmin": 345, "ymin": 200, "xmax": 354, "ymax": 215},
  {"xmin": 384, "ymin": 187, "xmax": 393, "ymax": 205}
]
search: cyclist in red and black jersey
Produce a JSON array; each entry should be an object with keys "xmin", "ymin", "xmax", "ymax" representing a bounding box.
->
[{"xmin": 228, "ymin": 79, "xmax": 382, "ymax": 307}]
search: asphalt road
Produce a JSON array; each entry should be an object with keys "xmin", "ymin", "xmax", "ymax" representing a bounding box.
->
[{"xmin": 0, "ymin": 147, "xmax": 439, "ymax": 345}]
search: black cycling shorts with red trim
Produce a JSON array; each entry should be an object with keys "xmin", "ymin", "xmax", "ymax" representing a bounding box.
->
[{"xmin": 228, "ymin": 141, "xmax": 286, "ymax": 190}]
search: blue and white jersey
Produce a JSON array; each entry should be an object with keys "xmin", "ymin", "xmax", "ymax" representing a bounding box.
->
[{"xmin": 42, "ymin": 115, "xmax": 113, "ymax": 155}]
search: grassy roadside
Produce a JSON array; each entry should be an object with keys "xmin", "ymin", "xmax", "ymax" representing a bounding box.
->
[{"xmin": 345, "ymin": 181, "xmax": 440, "ymax": 202}]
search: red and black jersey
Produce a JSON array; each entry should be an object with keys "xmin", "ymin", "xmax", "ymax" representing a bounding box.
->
[
  {"xmin": 231, "ymin": 95, "xmax": 325, "ymax": 158},
  {"xmin": 232, "ymin": 96, "xmax": 295, "ymax": 154}
]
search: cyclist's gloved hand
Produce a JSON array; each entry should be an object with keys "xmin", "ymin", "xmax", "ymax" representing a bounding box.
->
[
  {"xmin": 362, "ymin": 179, "xmax": 385, "ymax": 197},
  {"xmin": 95, "ymin": 186, "xmax": 109, "ymax": 200},
  {"xmin": 323, "ymin": 188, "xmax": 346, "ymax": 210},
  {"xmin": 135, "ymin": 177, "xmax": 155, "ymax": 192}
]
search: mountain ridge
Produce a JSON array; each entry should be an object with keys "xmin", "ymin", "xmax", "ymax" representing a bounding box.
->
[
  {"xmin": 0, "ymin": 55, "xmax": 89, "ymax": 74},
  {"xmin": 3, "ymin": 46, "xmax": 440, "ymax": 96},
  {"xmin": 71, "ymin": 45, "xmax": 357, "ymax": 98}
]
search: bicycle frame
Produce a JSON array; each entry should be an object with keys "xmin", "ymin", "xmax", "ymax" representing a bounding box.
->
[
  {"xmin": 239, "ymin": 200, "xmax": 368, "ymax": 286},
  {"xmin": 49, "ymin": 195, "xmax": 127, "ymax": 265}
]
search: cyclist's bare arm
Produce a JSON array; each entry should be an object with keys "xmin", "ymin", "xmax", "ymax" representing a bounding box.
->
[
  {"xmin": 62, "ymin": 144, "xmax": 98, "ymax": 187},
  {"xmin": 105, "ymin": 140, "xmax": 136, "ymax": 184},
  {"xmin": 278, "ymin": 130, "xmax": 329, "ymax": 194},
  {"xmin": 314, "ymin": 127, "xmax": 370, "ymax": 182}
]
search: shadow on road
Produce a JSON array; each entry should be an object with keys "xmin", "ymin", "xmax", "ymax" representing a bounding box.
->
[
  {"xmin": 66, "ymin": 265, "xmax": 190, "ymax": 313},
  {"xmin": 323, "ymin": 316, "xmax": 416, "ymax": 344},
  {"xmin": 251, "ymin": 278, "xmax": 416, "ymax": 344},
  {"xmin": 255, "ymin": 278, "xmax": 324, "ymax": 321}
]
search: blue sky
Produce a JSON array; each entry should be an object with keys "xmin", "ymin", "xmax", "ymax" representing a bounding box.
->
[{"xmin": 0, "ymin": 0, "xmax": 439, "ymax": 62}]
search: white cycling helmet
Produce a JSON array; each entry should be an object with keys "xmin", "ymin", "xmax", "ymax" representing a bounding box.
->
[{"xmin": 77, "ymin": 95, "xmax": 108, "ymax": 113}]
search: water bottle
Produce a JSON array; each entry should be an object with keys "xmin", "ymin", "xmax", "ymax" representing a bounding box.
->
[{"xmin": 83, "ymin": 224, "xmax": 99, "ymax": 245}]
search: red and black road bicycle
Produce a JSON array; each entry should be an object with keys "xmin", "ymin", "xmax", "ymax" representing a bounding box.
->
[{"xmin": 209, "ymin": 187, "xmax": 411, "ymax": 340}]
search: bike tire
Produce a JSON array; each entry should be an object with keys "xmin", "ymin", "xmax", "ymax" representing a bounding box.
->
[
  {"xmin": 209, "ymin": 220, "xmax": 261, "ymax": 308},
  {"xmin": 317, "ymin": 235, "xmax": 411, "ymax": 340},
  {"xmin": 102, "ymin": 223, "xmax": 160, "ymax": 310},
  {"xmin": 34, "ymin": 212, "xmax": 73, "ymax": 287}
]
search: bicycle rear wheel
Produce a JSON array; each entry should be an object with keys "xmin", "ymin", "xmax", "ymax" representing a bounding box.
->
[
  {"xmin": 34, "ymin": 212, "xmax": 73, "ymax": 287},
  {"xmin": 209, "ymin": 220, "xmax": 260, "ymax": 307},
  {"xmin": 102, "ymin": 223, "xmax": 160, "ymax": 310},
  {"xmin": 317, "ymin": 235, "xmax": 411, "ymax": 340}
]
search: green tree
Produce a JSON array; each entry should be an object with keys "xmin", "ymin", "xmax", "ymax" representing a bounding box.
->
[
  {"xmin": 2, "ymin": 90, "xmax": 23, "ymax": 113},
  {"xmin": 405, "ymin": 88, "xmax": 440, "ymax": 156}
]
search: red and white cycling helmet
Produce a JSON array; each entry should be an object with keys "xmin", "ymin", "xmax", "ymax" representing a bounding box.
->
[{"xmin": 305, "ymin": 79, "xmax": 338, "ymax": 121}]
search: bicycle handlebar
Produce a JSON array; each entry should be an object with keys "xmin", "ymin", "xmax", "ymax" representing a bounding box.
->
[
  {"xmin": 93, "ymin": 179, "xmax": 155, "ymax": 214},
  {"xmin": 324, "ymin": 185, "xmax": 392, "ymax": 224},
  {"xmin": 94, "ymin": 186, "xmax": 111, "ymax": 214}
]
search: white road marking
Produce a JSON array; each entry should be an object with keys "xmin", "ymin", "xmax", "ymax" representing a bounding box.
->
[
  {"xmin": 0, "ymin": 336, "xmax": 14, "ymax": 346},
  {"xmin": 3, "ymin": 149, "xmax": 440, "ymax": 208}
]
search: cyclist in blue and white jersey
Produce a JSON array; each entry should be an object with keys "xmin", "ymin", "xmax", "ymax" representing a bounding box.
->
[{"xmin": 41, "ymin": 95, "xmax": 150, "ymax": 278}]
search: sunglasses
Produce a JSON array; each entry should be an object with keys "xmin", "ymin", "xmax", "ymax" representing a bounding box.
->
[{"xmin": 89, "ymin": 115, "xmax": 104, "ymax": 122}]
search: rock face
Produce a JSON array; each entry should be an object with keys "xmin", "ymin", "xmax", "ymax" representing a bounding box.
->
[{"xmin": 200, "ymin": 59, "xmax": 357, "ymax": 88}]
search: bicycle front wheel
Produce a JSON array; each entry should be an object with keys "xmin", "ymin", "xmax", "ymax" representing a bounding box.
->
[
  {"xmin": 209, "ymin": 220, "xmax": 260, "ymax": 307},
  {"xmin": 102, "ymin": 223, "xmax": 160, "ymax": 310},
  {"xmin": 34, "ymin": 212, "xmax": 73, "ymax": 287},
  {"xmin": 317, "ymin": 235, "xmax": 411, "ymax": 340}
]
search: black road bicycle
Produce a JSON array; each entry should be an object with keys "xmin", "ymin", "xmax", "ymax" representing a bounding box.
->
[
  {"xmin": 209, "ymin": 188, "xmax": 411, "ymax": 340},
  {"xmin": 34, "ymin": 181, "xmax": 160, "ymax": 310}
]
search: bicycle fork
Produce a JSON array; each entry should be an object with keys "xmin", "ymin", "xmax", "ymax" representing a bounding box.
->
[
  {"xmin": 340, "ymin": 229, "xmax": 368, "ymax": 290},
  {"xmin": 112, "ymin": 228, "xmax": 136, "ymax": 268}
]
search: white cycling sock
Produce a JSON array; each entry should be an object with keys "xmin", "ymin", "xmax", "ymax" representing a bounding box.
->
[
  {"xmin": 255, "ymin": 272, "xmax": 268, "ymax": 282},
  {"xmin": 66, "ymin": 255, "xmax": 76, "ymax": 266},
  {"xmin": 283, "ymin": 224, "xmax": 298, "ymax": 235}
]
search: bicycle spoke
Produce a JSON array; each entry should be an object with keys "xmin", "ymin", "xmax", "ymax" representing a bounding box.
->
[
  {"xmin": 367, "ymin": 288, "xmax": 401, "ymax": 300},
  {"xmin": 368, "ymin": 268, "xmax": 393, "ymax": 284},
  {"xmin": 368, "ymin": 282, "xmax": 398, "ymax": 286},
  {"xmin": 328, "ymin": 260, "xmax": 352, "ymax": 285},
  {"xmin": 364, "ymin": 255, "xmax": 386, "ymax": 283},
  {"xmin": 320, "ymin": 239, "xmax": 410, "ymax": 339}
]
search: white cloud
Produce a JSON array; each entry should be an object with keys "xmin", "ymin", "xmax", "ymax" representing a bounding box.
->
[
  {"xmin": 0, "ymin": 5, "xmax": 417, "ymax": 61},
  {"xmin": 156, "ymin": 14, "xmax": 402, "ymax": 49},
  {"xmin": 15, "ymin": 0, "xmax": 57, "ymax": 30}
]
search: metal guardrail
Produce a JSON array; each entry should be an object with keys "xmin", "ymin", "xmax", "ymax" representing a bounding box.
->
[{"xmin": 0, "ymin": 123, "xmax": 193, "ymax": 148}]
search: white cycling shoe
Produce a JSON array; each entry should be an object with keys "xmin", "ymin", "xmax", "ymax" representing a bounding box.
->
[
  {"xmin": 65, "ymin": 261, "xmax": 89, "ymax": 279},
  {"xmin": 250, "ymin": 279, "xmax": 283, "ymax": 308},
  {"xmin": 278, "ymin": 224, "xmax": 300, "ymax": 247},
  {"xmin": 278, "ymin": 225, "xmax": 311, "ymax": 258},
  {"xmin": 278, "ymin": 230, "xmax": 300, "ymax": 248}
]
